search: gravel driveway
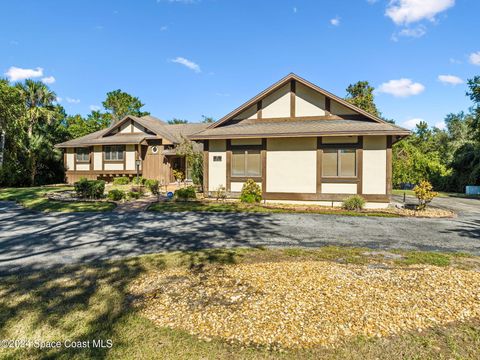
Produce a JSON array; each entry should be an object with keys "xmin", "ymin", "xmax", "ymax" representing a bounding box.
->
[{"xmin": 1, "ymin": 196, "xmax": 479, "ymax": 274}]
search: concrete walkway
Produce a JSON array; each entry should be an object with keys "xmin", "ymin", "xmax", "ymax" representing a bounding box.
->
[{"xmin": 0, "ymin": 195, "xmax": 479, "ymax": 275}]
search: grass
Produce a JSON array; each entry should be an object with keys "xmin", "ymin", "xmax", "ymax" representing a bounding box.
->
[
  {"xmin": 148, "ymin": 200, "xmax": 399, "ymax": 217},
  {"xmin": 0, "ymin": 247, "xmax": 479, "ymax": 359},
  {"xmin": 0, "ymin": 186, "xmax": 116, "ymax": 212},
  {"xmin": 393, "ymin": 189, "xmax": 480, "ymax": 199}
]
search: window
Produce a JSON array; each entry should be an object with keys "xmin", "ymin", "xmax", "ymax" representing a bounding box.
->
[
  {"xmin": 104, "ymin": 145, "xmax": 124, "ymax": 161},
  {"xmin": 213, "ymin": 156, "xmax": 222, "ymax": 162},
  {"xmin": 232, "ymin": 150, "xmax": 261, "ymax": 177},
  {"xmin": 76, "ymin": 148, "xmax": 89, "ymax": 162},
  {"xmin": 322, "ymin": 149, "xmax": 356, "ymax": 177}
]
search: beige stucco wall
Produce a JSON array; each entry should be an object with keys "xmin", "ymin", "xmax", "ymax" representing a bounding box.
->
[
  {"xmin": 262, "ymin": 84, "xmax": 291, "ymax": 118},
  {"xmin": 266, "ymin": 137, "xmax": 316, "ymax": 193},
  {"xmin": 322, "ymin": 136, "xmax": 358, "ymax": 144},
  {"xmin": 330, "ymin": 100, "xmax": 357, "ymax": 115},
  {"xmin": 76, "ymin": 163, "xmax": 90, "ymax": 171},
  {"xmin": 362, "ymin": 136, "xmax": 387, "ymax": 195},
  {"xmin": 231, "ymin": 181, "xmax": 261, "ymax": 192},
  {"xmin": 104, "ymin": 163, "xmax": 124, "ymax": 171},
  {"xmin": 233, "ymin": 105, "xmax": 257, "ymax": 120},
  {"xmin": 125, "ymin": 145, "xmax": 136, "ymax": 170},
  {"xmin": 295, "ymin": 82, "xmax": 327, "ymax": 117},
  {"xmin": 66, "ymin": 148, "xmax": 74, "ymax": 171},
  {"xmin": 321, "ymin": 183, "xmax": 357, "ymax": 194},
  {"xmin": 231, "ymin": 138, "xmax": 262, "ymax": 146},
  {"xmin": 208, "ymin": 140, "xmax": 227, "ymax": 191},
  {"xmin": 93, "ymin": 146, "xmax": 102, "ymax": 170}
]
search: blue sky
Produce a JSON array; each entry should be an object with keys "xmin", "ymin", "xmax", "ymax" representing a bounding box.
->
[{"xmin": 1, "ymin": 0, "xmax": 479, "ymax": 129}]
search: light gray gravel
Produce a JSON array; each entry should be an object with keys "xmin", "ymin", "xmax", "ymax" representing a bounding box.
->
[{"xmin": 0, "ymin": 195, "xmax": 479, "ymax": 274}]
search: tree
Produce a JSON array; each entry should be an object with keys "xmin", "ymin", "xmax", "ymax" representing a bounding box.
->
[
  {"xmin": 345, "ymin": 81, "xmax": 380, "ymax": 117},
  {"xmin": 201, "ymin": 115, "xmax": 215, "ymax": 123},
  {"xmin": 175, "ymin": 137, "xmax": 203, "ymax": 186},
  {"xmin": 168, "ymin": 118, "xmax": 188, "ymax": 124},
  {"xmin": 102, "ymin": 89, "xmax": 149, "ymax": 124},
  {"xmin": 65, "ymin": 111, "xmax": 110, "ymax": 139}
]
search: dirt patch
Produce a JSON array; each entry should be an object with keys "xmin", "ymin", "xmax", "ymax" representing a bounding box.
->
[{"xmin": 131, "ymin": 261, "xmax": 480, "ymax": 350}]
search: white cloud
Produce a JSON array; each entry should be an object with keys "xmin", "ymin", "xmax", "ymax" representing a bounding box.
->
[
  {"xmin": 449, "ymin": 58, "xmax": 462, "ymax": 64},
  {"xmin": 89, "ymin": 105, "xmax": 101, "ymax": 111},
  {"xmin": 378, "ymin": 78, "xmax": 425, "ymax": 97},
  {"xmin": 438, "ymin": 74, "xmax": 463, "ymax": 85},
  {"xmin": 55, "ymin": 97, "xmax": 62, "ymax": 103},
  {"xmin": 386, "ymin": 0, "xmax": 455, "ymax": 25},
  {"xmin": 399, "ymin": 25, "xmax": 426, "ymax": 37},
  {"xmin": 293, "ymin": 7, "xmax": 297, "ymax": 13},
  {"xmin": 160, "ymin": 25, "xmax": 168, "ymax": 31},
  {"xmin": 435, "ymin": 121, "xmax": 446, "ymax": 130},
  {"xmin": 367, "ymin": 0, "xmax": 379, "ymax": 4},
  {"xmin": 66, "ymin": 97, "xmax": 80, "ymax": 104},
  {"xmin": 330, "ymin": 17, "xmax": 340, "ymax": 26},
  {"xmin": 402, "ymin": 118, "xmax": 424, "ymax": 129},
  {"xmin": 469, "ymin": 51, "xmax": 480, "ymax": 66},
  {"xmin": 4, "ymin": 66, "xmax": 43, "ymax": 81},
  {"xmin": 170, "ymin": 57, "xmax": 201, "ymax": 73},
  {"xmin": 41, "ymin": 76, "xmax": 55, "ymax": 84}
]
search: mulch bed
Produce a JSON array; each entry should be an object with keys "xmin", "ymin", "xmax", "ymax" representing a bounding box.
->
[{"xmin": 131, "ymin": 261, "xmax": 480, "ymax": 349}]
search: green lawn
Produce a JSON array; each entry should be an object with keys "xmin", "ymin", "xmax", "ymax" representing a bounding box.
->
[
  {"xmin": 0, "ymin": 247, "xmax": 479, "ymax": 359},
  {"xmin": 148, "ymin": 201, "xmax": 399, "ymax": 217},
  {"xmin": 0, "ymin": 186, "xmax": 116, "ymax": 212},
  {"xmin": 393, "ymin": 189, "xmax": 480, "ymax": 199}
]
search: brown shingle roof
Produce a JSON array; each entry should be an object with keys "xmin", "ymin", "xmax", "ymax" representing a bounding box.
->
[{"xmin": 189, "ymin": 119, "xmax": 410, "ymax": 140}]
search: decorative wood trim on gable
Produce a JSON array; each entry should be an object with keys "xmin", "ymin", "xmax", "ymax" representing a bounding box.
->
[
  {"xmin": 357, "ymin": 136, "xmax": 364, "ymax": 195},
  {"xmin": 290, "ymin": 80, "xmax": 296, "ymax": 118},
  {"xmin": 316, "ymin": 137, "xmax": 322, "ymax": 194},
  {"xmin": 325, "ymin": 97, "xmax": 331, "ymax": 114},
  {"xmin": 261, "ymin": 138, "xmax": 267, "ymax": 198},
  {"xmin": 257, "ymin": 101, "xmax": 262, "ymax": 120}
]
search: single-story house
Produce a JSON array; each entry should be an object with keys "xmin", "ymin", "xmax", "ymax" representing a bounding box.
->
[
  {"xmin": 189, "ymin": 73, "xmax": 410, "ymax": 208},
  {"xmin": 55, "ymin": 115, "xmax": 208, "ymax": 184}
]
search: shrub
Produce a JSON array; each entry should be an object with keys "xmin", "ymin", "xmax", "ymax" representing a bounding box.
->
[
  {"xmin": 132, "ymin": 176, "xmax": 145, "ymax": 185},
  {"xmin": 130, "ymin": 186, "xmax": 145, "ymax": 196},
  {"xmin": 174, "ymin": 186, "xmax": 196, "ymax": 201},
  {"xmin": 112, "ymin": 176, "xmax": 130, "ymax": 185},
  {"xmin": 240, "ymin": 179, "xmax": 262, "ymax": 203},
  {"xmin": 127, "ymin": 191, "xmax": 141, "ymax": 200},
  {"xmin": 74, "ymin": 178, "xmax": 105, "ymax": 199},
  {"xmin": 107, "ymin": 189, "xmax": 125, "ymax": 201},
  {"xmin": 342, "ymin": 195, "xmax": 366, "ymax": 211},
  {"xmin": 214, "ymin": 185, "xmax": 227, "ymax": 201},
  {"xmin": 413, "ymin": 180, "xmax": 438, "ymax": 210},
  {"xmin": 145, "ymin": 179, "xmax": 160, "ymax": 195},
  {"xmin": 173, "ymin": 170, "xmax": 185, "ymax": 182}
]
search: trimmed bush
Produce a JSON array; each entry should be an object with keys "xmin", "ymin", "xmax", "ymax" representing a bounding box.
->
[
  {"xmin": 127, "ymin": 191, "xmax": 141, "ymax": 200},
  {"xmin": 132, "ymin": 176, "xmax": 145, "ymax": 185},
  {"xmin": 107, "ymin": 189, "xmax": 125, "ymax": 201},
  {"xmin": 240, "ymin": 179, "xmax": 262, "ymax": 203},
  {"xmin": 414, "ymin": 180, "xmax": 438, "ymax": 210},
  {"xmin": 74, "ymin": 178, "xmax": 105, "ymax": 199},
  {"xmin": 112, "ymin": 176, "xmax": 130, "ymax": 185},
  {"xmin": 145, "ymin": 179, "xmax": 160, "ymax": 195},
  {"xmin": 214, "ymin": 185, "xmax": 227, "ymax": 201},
  {"xmin": 342, "ymin": 195, "xmax": 366, "ymax": 211},
  {"xmin": 174, "ymin": 186, "xmax": 196, "ymax": 201}
]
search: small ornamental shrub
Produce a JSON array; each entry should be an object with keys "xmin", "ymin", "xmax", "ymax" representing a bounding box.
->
[
  {"xmin": 414, "ymin": 180, "xmax": 438, "ymax": 210},
  {"xmin": 112, "ymin": 176, "xmax": 130, "ymax": 185},
  {"xmin": 174, "ymin": 186, "xmax": 196, "ymax": 201},
  {"xmin": 132, "ymin": 176, "xmax": 145, "ymax": 185},
  {"xmin": 145, "ymin": 179, "xmax": 160, "ymax": 195},
  {"xmin": 74, "ymin": 178, "xmax": 105, "ymax": 199},
  {"xmin": 214, "ymin": 185, "xmax": 227, "ymax": 201},
  {"xmin": 127, "ymin": 191, "xmax": 141, "ymax": 200},
  {"xmin": 173, "ymin": 170, "xmax": 185, "ymax": 182},
  {"xmin": 240, "ymin": 179, "xmax": 262, "ymax": 203},
  {"xmin": 342, "ymin": 195, "xmax": 366, "ymax": 211},
  {"xmin": 107, "ymin": 189, "xmax": 125, "ymax": 201}
]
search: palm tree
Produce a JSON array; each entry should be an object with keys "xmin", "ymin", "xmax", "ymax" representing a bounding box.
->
[{"xmin": 16, "ymin": 80, "xmax": 57, "ymax": 184}]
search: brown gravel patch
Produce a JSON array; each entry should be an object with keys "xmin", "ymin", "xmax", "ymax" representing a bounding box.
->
[{"xmin": 130, "ymin": 261, "xmax": 480, "ymax": 349}]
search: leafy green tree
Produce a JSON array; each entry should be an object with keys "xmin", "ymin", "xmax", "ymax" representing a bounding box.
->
[
  {"xmin": 102, "ymin": 89, "xmax": 149, "ymax": 124},
  {"xmin": 168, "ymin": 118, "xmax": 189, "ymax": 124},
  {"xmin": 65, "ymin": 111, "xmax": 110, "ymax": 139},
  {"xmin": 175, "ymin": 137, "xmax": 203, "ymax": 186},
  {"xmin": 201, "ymin": 115, "xmax": 215, "ymax": 123},
  {"xmin": 345, "ymin": 81, "xmax": 380, "ymax": 117}
]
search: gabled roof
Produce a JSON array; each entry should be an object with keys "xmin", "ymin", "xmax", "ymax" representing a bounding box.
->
[
  {"xmin": 207, "ymin": 73, "xmax": 390, "ymax": 130},
  {"xmin": 55, "ymin": 115, "xmax": 209, "ymax": 148}
]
